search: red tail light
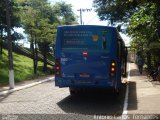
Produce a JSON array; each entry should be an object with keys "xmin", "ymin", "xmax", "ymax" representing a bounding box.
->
[
  {"xmin": 82, "ymin": 51, "xmax": 88, "ymax": 55},
  {"xmin": 55, "ymin": 59, "xmax": 61, "ymax": 77},
  {"xmin": 110, "ymin": 60, "xmax": 116, "ymax": 77},
  {"xmin": 56, "ymin": 66, "xmax": 60, "ymax": 70}
]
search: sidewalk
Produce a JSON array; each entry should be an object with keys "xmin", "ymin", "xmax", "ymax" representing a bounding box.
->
[
  {"xmin": 0, "ymin": 75, "xmax": 54, "ymax": 95},
  {"xmin": 128, "ymin": 63, "xmax": 160, "ymax": 114}
]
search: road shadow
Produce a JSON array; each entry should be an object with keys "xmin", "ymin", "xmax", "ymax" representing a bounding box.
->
[
  {"xmin": 128, "ymin": 81, "xmax": 137, "ymax": 110},
  {"xmin": 57, "ymin": 85, "xmax": 126, "ymax": 115},
  {"xmin": 0, "ymin": 93, "xmax": 12, "ymax": 103},
  {"xmin": 150, "ymin": 80, "xmax": 160, "ymax": 86}
]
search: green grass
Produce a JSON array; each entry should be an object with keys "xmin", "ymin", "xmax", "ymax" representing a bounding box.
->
[{"xmin": 0, "ymin": 49, "xmax": 53, "ymax": 86}]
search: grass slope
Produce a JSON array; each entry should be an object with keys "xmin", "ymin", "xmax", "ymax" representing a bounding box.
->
[{"xmin": 0, "ymin": 49, "xmax": 52, "ymax": 86}]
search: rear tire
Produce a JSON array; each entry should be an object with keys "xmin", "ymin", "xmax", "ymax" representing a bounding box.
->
[
  {"xmin": 69, "ymin": 87, "xmax": 77, "ymax": 95},
  {"xmin": 114, "ymin": 88, "xmax": 120, "ymax": 95},
  {"xmin": 114, "ymin": 82, "xmax": 123, "ymax": 99}
]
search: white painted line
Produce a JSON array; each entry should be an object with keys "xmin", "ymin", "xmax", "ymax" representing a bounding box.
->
[
  {"xmin": 0, "ymin": 76, "xmax": 55, "ymax": 96},
  {"xmin": 121, "ymin": 63, "xmax": 131, "ymax": 120}
]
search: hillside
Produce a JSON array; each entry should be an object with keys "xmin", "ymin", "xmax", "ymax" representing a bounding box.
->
[{"xmin": 0, "ymin": 49, "xmax": 53, "ymax": 86}]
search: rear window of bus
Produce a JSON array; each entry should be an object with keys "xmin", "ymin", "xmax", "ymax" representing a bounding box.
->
[{"xmin": 61, "ymin": 28, "xmax": 110, "ymax": 52}]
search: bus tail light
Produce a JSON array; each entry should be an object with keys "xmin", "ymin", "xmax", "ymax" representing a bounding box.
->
[
  {"xmin": 55, "ymin": 59, "xmax": 61, "ymax": 77},
  {"xmin": 110, "ymin": 60, "xmax": 116, "ymax": 77},
  {"xmin": 82, "ymin": 51, "xmax": 88, "ymax": 55}
]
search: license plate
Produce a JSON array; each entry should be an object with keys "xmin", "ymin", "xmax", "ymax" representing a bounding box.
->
[{"xmin": 79, "ymin": 73, "xmax": 90, "ymax": 78}]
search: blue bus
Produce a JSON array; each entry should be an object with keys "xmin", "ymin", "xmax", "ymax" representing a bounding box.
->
[{"xmin": 55, "ymin": 25, "xmax": 127, "ymax": 95}]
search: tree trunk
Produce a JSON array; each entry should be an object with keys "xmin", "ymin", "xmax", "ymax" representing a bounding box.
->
[
  {"xmin": 34, "ymin": 37, "xmax": 38, "ymax": 73},
  {"xmin": 0, "ymin": 29, "xmax": 3, "ymax": 56},
  {"xmin": 30, "ymin": 32, "xmax": 37, "ymax": 75},
  {"xmin": 6, "ymin": 0, "xmax": 14, "ymax": 89},
  {"xmin": 43, "ymin": 43, "xmax": 47, "ymax": 72},
  {"xmin": 146, "ymin": 51, "xmax": 151, "ymax": 69},
  {"xmin": 154, "ymin": 55, "xmax": 156, "ymax": 67}
]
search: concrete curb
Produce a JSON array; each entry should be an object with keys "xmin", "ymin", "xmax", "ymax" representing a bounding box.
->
[{"xmin": 0, "ymin": 77, "xmax": 55, "ymax": 96}]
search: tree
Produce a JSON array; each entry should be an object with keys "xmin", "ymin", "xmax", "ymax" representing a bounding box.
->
[
  {"xmin": 0, "ymin": 0, "xmax": 22, "ymax": 56},
  {"xmin": 28, "ymin": 0, "xmax": 57, "ymax": 72},
  {"xmin": 36, "ymin": 19, "xmax": 57, "ymax": 72},
  {"xmin": 19, "ymin": 5, "xmax": 38, "ymax": 74},
  {"xmin": 93, "ymin": 0, "xmax": 140, "ymax": 24},
  {"xmin": 93, "ymin": 0, "xmax": 160, "ymax": 22},
  {"xmin": 128, "ymin": 2, "xmax": 160, "ymax": 68},
  {"xmin": 93, "ymin": 0, "xmax": 160, "ymax": 67},
  {"xmin": 53, "ymin": 1, "xmax": 77, "ymax": 25},
  {"xmin": 16, "ymin": 0, "xmax": 77, "ymax": 73},
  {"xmin": 0, "ymin": 0, "xmax": 5, "ymax": 56},
  {"xmin": 19, "ymin": 0, "xmax": 57, "ymax": 73}
]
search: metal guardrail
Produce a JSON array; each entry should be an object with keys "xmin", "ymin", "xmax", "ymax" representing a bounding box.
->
[
  {"xmin": 3, "ymin": 43, "xmax": 55, "ymax": 66},
  {"xmin": 16, "ymin": 45, "xmax": 55, "ymax": 66}
]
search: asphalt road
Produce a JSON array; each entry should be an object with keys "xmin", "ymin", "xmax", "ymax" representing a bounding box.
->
[
  {"xmin": 0, "ymin": 80, "xmax": 126, "ymax": 120},
  {"xmin": 1, "ymin": 63, "xmax": 160, "ymax": 120}
]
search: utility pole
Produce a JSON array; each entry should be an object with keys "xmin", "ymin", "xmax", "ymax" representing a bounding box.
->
[
  {"xmin": 77, "ymin": 8, "xmax": 92, "ymax": 25},
  {"xmin": 5, "ymin": 0, "xmax": 15, "ymax": 89}
]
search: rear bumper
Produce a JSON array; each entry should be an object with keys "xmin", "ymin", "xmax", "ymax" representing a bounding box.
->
[{"xmin": 55, "ymin": 77, "xmax": 117, "ymax": 88}]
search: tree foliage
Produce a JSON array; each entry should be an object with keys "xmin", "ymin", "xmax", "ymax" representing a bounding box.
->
[
  {"xmin": 53, "ymin": 1, "xmax": 77, "ymax": 25},
  {"xmin": 1, "ymin": 0, "xmax": 77, "ymax": 73},
  {"xmin": 0, "ymin": 0, "xmax": 22, "ymax": 56},
  {"xmin": 17, "ymin": 0, "xmax": 77, "ymax": 72},
  {"xmin": 128, "ymin": 2, "xmax": 160, "ymax": 67},
  {"xmin": 93, "ymin": 0, "xmax": 139, "ymax": 23},
  {"xmin": 93, "ymin": 0, "xmax": 160, "ymax": 67}
]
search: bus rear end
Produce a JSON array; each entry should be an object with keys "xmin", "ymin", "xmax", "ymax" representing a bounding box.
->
[{"xmin": 55, "ymin": 25, "xmax": 120, "ymax": 93}]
